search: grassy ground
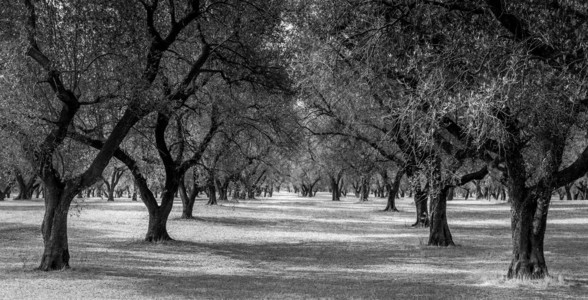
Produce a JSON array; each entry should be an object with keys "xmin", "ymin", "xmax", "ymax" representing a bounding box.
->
[{"xmin": 1, "ymin": 193, "xmax": 587, "ymax": 299}]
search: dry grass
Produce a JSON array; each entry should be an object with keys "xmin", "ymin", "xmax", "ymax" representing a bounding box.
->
[{"xmin": 1, "ymin": 193, "xmax": 587, "ymax": 299}]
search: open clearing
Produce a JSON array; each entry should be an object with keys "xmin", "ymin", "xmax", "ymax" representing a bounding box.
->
[{"xmin": 1, "ymin": 193, "xmax": 588, "ymax": 299}]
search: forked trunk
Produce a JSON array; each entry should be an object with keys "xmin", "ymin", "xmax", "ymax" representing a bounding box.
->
[
  {"xmin": 383, "ymin": 183, "xmax": 397, "ymax": 211},
  {"xmin": 107, "ymin": 189, "xmax": 115, "ymax": 201},
  {"xmin": 179, "ymin": 180, "xmax": 197, "ymax": 219},
  {"xmin": 15, "ymin": 172, "xmax": 36, "ymax": 200},
  {"xmin": 217, "ymin": 180, "xmax": 229, "ymax": 201},
  {"xmin": 39, "ymin": 186, "xmax": 74, "ymax": 271},
  {"xmin": 428, "ymin": 186, "xmax": 454, "ymax": 246},
  {"xmin": 137, "ymin": 175, "xmax": 177, "ymax": 242},
  {"xmin": 507, "ymin": 188, "xmax": 550, "ymax": 279},
  {"xmin": 181, "ymin": 198, "xmax": 195, "ymax": 219}
]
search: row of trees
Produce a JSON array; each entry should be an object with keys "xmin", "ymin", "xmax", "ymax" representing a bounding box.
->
[
  {"xmin": 1, "ymin": 0, "xmax": 298, "ymax": 270},
  {"xmin": 287, "ymin": 0, "xmax": 588, "ymax": 279},
  {"xmin": 1, "ymin": 0, "xmax": 587, "ymax": 280}
]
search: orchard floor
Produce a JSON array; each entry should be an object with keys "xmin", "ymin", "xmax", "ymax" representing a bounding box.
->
[{"xmin": 1, "ymin": 193, "xmax": 588, "ymax": 299}]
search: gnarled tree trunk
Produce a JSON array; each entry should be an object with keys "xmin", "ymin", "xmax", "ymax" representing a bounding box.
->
[
  {"xmin": 412, "ymin": 186, "xmax": 429, "ymax": 227},
  {"xmin": 179, "ymin": 179, "xmax": 198, "ymax": 219},
  {"xmin": 145, "ymin": 207, "xmax": 172, "ymax": 242},
  {"xmin": 38, "ymin": 182, "xmax": 77, "ymax": 271},
  {"xmin": 141, "ymin": 178, "xmax": 176, "ymax": 242},
  {"xmin": 428, "ymin": 186, "xmax": 454, "ymax": 246},
  {"xmin": 15, "ymin": 172, "xmax": 37, "ymax": 200},
  {"xmin": 206, "ymin": 176, "xmax": 217, "ymax": 205},
  {"xmin": 217, "ymin": 178, "xmax": 230, "ymax": 200},
  {"xmin": 384, "ymin": 169, "xmax": 403, "ymax": 212},
  {"xmin": 507, "ymin": 187, "xmax": 550, "ymax": 279}
]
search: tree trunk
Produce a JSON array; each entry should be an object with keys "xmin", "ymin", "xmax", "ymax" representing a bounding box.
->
[
  {"xmin": 246, "ymin": 186, "xmax": 255, "ymax": 199},
  {"xmin": 179, "ymin": 180, "xmax": 197, "ymax": 219},
  {"xmin": 564, "ymin": 183, "xmax": 573, "ymax": 200},
  {"xmin": 268, "ymin": 183, "xmax": 274, "ymax": 197},
  {"xmin": 33, "ymin": 185, "xmax": 41, "ymax": 199},
  {"xmin": 207, "ymin": 180, "xmax": 217, "ymax": 205},
  {"xmin": 0, "ymin": 186, "xmax": 11, "ymax": 201},
  {"xmin": 384, "ymin": 169, "xmax": 403, "ymax": 212},
  {"xmin": 145, "ymin": 207, "xmax": 172, "ymax": 242},
  {"xmin": 15, "ymin": 173, "xmax": 36, "ymax": 200},
  {"xmin": 359, "ymin": 176, "xmax": 369, "ymax": 201},
  {"xmin": 383, "ymin": 183, "xmax": 397, "ymax": 211},
  {"xmin": 217, "ymin": 178, "xmax": 229, "ymax": 201},
  {"xmin": 232, "ymin": 185, "xmax": 242, "ymax": 199},
  {"xmin": 507, "ymin": 187, "xmax": 550, "ymax": 279},
  {"xmin": 412, "ymin": 186, "xmax": 429, "ymax": 227},
  {"xmin": 107, "ymin": 188, "xmax": 115, "ymax": 201},
  {"xmin": 475, "ymin": 180, "xmax": 483, "ymax": 199},
  {"xmin": 446, "ymin": 187, "xmax": 454, "ymax": 201},
  {"xmin": 330, "ymin": 176, "xmax": 341, "ymax": 201},
  {"xmin": 134, "ymin": 170, "xmax": 177, "ymax": 242},
  {"xmin": 428, "ymin": 186, "xmax": 454, "ymax": 246},
  {"xmin": 38, "ymin": 186, "xmax": 74, "ymax": 271}
]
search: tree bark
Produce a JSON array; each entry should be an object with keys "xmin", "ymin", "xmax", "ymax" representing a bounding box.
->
[
  {"xmin": 359, "ymin": 175, "xmax": 369, "ymax": 201},
  {"xmin": 564, "ymin": 183, "xmax": 573, "ymax": 200},
  {"xmin": 179, "ymin": 179, "xmax": 197, "ymax": 219},
  {"xmin": 447, "ymin": 187, "xmax": 454, "ymax": 201},
  {"xmin": 412, "ymin": 186, "xmax": 429, "ymax": 227},
  {"xmin": 106, "ymin": 187, "xmax": 115, "ymax": 202},
  {"xmin": 0, "ymin": 186, "xmax": 11, "ymax": 201},
  {"xmin": 507, "ymin": 187, "xmax": 550, "ymax": 279},
  {"xmin": 428, "ymin": 186, "xmax": 454, "ymax": 246},
  {"xmin": 233, "ymin": 184, "xmax": 243, "ymax": 200},
  {"xmin": 206, "ymin": 176, "xmax": 217, "ymax": 205},
  {"xmin": 330, "ymin": 175, "xmax": 341, "ymax": 201},
  {"xmin": 15, "ymin": 172, "xmax": 37, "ymax": 200},
  {"xmin": 475, "ymin": 180, "xmax": 484, "ymax": 199},
  {"xmin": 145, "ymin": 207, "xmax": 172, "ymax": 242},
  {"xmin": 38, "ymin": 184, "xmax": 75, "ymax": 271},
  {"xmin": 217, "ymin": 178, "xmax": 230, "ymax": 200},
  {"xmin": 384, "ymin": 169, "xmax": 403, "ymax": 212}
]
